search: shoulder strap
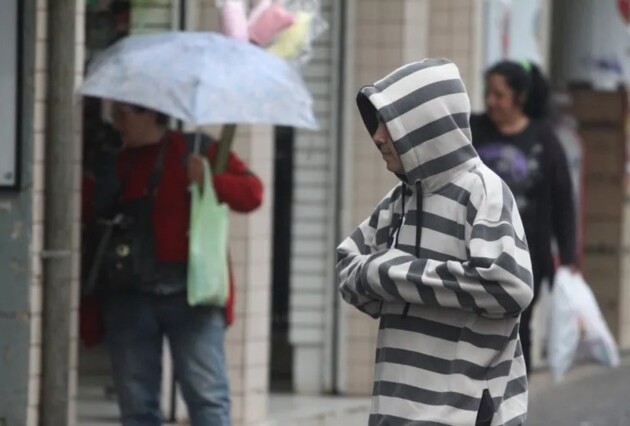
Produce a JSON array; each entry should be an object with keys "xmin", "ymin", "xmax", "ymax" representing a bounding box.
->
[{"xmin": 146, "ymin": 134, "xmax": 169, "ymax": 196}]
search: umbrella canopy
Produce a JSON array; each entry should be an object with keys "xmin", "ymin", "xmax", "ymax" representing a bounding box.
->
[{"xmin": 80, "ymin": 31, "xmax": 318, "ymax": 130}]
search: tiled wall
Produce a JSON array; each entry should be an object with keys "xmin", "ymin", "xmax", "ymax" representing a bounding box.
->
[
  {"xmin": 344, "ymin": 0, "xmax": 410, "ymax": 396},
  {"xmin": 227, "ymin": 125, "xmax": 274, "ymax": 426},
  {"xmin": 170, "ymin": 124, "xmax": 273, "ymax": 426},
  {"xmin": 343, "ymin": 0, "xmax": 482, "ymax": 395},
  {"xmin": 27, "ymin": 2, "xmax": 48, "ymax": 423},
  {"xmin": 427, "ymin": 0, "xmax": 483, "ymax": 109},
  {"xmin": 191, "ymin": 3, "xmax": 275, "ymax": 425},
  {"xmin": 26, "ymin": 0, "xmax": 85, "ymax": 425},
  {"xmin": 427, "ymin": 0, "xmax": 475, "ymax": 81}
]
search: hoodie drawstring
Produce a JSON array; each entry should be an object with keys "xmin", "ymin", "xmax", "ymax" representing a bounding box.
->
[
  {"xmin": 389, "ymin": 184, "xmax": 406, "ymax": 249},
  {"xmin": 415, "ymin": 182, "xmax": 423, "ymax": 258},
  {"xmin": 402, "ymin": 182, "xmax": 423, "ymax": 318}
]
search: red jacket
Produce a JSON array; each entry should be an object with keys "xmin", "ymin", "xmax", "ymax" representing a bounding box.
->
[
  {"xmin": 81, "ymin": 131, "xmax": 262, "ymax": 345},
  {"xmin": 118, "ymin": 130, "xmax": 263, "ymax": 323}
]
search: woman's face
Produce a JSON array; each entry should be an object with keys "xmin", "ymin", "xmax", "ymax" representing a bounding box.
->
[
  {"xmin": 112, "ymin": 103, "xmax": 156, "ymax": 147},
  {"xmin": 485, "ymin": 73, "xmax": 525, "ymax": 126}
]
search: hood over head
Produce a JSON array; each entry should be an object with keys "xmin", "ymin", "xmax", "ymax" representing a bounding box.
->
[{"xmin": 356, "ymin": 58, "xmax": 479, "ymax": 192}]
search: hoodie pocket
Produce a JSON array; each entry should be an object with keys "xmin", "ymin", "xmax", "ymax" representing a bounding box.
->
[{"xmin": 475, "ymin": 389, "xmax": 495, "ymax": 426}]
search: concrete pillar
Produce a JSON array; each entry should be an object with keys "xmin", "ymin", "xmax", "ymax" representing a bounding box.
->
[{"xmin": 40, "ymin": 0, "xmax": 84, "ymax": 424}]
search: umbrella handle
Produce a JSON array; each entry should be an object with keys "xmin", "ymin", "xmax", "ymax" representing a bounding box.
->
[
  {"xmin": 194, "ymin": 130, "xmax": 202, "ymax": 154},
  {"xmin": 214, "ymin": 124, "xmax": 237, "ymax": 173}
]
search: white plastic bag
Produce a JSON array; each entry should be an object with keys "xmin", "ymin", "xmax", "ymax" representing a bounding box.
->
[
  {"xmin": 548, "ymin": 267, "xmax": 620, "ymax": 382},
  {"xmin": 530, "ymin": 278, "xmax": 551, "ymax": 368}
]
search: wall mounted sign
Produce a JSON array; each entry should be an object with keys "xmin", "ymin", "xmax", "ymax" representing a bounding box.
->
[
  {"xmin": 484, "ymin": 0, "xmax": 543, "ymax": 68},
  {"xmin": 0, "ymin": 0, "xmax": 22, "ymax": 190}
]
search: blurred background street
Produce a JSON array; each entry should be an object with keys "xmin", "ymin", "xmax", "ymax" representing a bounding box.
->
[
  {"xmin": 528, "ymin": 354, "xmax": 630, "ymax": 426},
  {"xmin": 3, "ymin": 0, "xmax": 630, "ymax": 425}
]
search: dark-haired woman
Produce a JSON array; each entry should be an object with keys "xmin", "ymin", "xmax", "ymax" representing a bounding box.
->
[{"xmin": 470, "ymin": 60, "xmax": 578, "ymax": 374}]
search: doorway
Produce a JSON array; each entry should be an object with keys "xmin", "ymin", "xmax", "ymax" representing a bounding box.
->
[
  {"xmin": 78, "ymin": 1, "xmax": 187, "ymax": 423},
  {"xmin": 270, "ymin": 126, "xmax": 295, "ymax": 392}
]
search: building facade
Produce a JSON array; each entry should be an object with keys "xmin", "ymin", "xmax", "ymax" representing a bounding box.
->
[
  {"xmin": 3, "ymin": 1, "xmax": 629, "ymax": 425},
  {"xmin": 0, "ymin": 0, "xmax": 494, "ymax": 424}
]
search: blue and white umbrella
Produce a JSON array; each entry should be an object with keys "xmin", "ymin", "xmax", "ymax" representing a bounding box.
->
[{"xmin": 80, "ymin": 31, "xmax": 317, "ymax": 129}]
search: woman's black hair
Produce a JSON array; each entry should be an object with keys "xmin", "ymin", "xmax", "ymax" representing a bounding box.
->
[
  {"xmin": 131, "ymin": 105, "xmax": 169, "ymax": 126},
  {"xmin": 485, "ymin": 60, "xmax": 550, "ymax": 119}
]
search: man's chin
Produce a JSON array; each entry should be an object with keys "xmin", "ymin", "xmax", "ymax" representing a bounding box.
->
[{"xmin": 386, "ymin": 163, "xmax": 401, "ymax": 174}]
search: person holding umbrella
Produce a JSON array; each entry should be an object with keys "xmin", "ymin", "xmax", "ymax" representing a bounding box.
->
[
  {"xmin": 92, "ymin": 102, "xmax": 263, "ymax": 426},
  {"xmin": 80, "ymin": 31, "xmax": 318, "ymax": 425}
]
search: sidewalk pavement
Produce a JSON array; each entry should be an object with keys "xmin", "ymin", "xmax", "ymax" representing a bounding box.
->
[
  {"xmin": 265, "ymin": 354, "xmax": 630, "ymax": 426},
  {"xmin": 79, "ymin": 348, "xmax": 630, "ymax": 425},
  {"xmin": 527, "ymin": 353, "xmax": 630, "ymax": 426}
]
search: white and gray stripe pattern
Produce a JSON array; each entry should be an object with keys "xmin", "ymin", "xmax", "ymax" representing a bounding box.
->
[{"xmin": 340, "ymin": 58, "xmax": 533, "ymax": 425}]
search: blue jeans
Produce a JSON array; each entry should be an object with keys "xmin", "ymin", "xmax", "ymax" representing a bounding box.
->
[{"xmin": 103, "ymin": 292, "xmax": 231, "ymax": 426}]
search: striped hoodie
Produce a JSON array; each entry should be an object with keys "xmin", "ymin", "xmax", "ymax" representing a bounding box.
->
[{"xmin": 337, "ymin": 58, "xmax": 534, "ymax": 425}]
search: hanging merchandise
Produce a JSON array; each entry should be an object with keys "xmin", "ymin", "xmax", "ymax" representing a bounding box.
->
[
  {"xmin": 218, "ymin": 0, "xmax": 249, "ymax": 42},
  {"xmin": 206, "ymin": 0, "xmax": 325, "ymax": 171},
  {"xmin": 266, "ymin": 11, "xmax": 313, "ymax": 62},
  {"xmin": 242, "ymin": 0, "xmax": 328, "ymax": 66},
  {"xmin": 249, "ymin": 0, "xmax": 273, "ymax": 24},
  {"xmin": 273, "ymin": 0, "xmax": 328, "ymax": 66},
  {"xmin": 214, "ymin": 0, "xmax": 328, "ymax": 67},
  {"xmin": 248, "ymin": 2, "xmax": 296, "ymax": 46}
]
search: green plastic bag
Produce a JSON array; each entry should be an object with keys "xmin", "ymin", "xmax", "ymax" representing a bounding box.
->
[{"xmin": 187, "ymin": 158, "xmax": 230, "ymax": 307}]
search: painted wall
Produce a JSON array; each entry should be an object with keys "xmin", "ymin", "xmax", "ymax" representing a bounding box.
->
[{"xmin": 0, "ymin": 1, "xmax": 38, "ymax": 424}]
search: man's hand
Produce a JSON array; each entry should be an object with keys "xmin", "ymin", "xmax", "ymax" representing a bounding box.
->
[{"xmin": 188, "ymin": 154, "xmax": 205, "ymax": 185}]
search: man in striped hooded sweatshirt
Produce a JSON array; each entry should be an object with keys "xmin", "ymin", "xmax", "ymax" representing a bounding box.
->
[{"xmin": 337, "ymin": 58, "xmax": 534, "ymax": 425}]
